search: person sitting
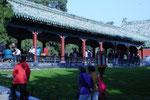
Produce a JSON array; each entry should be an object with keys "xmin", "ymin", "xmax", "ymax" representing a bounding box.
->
[
  {"xmin": 0, "ymin": 42, "xmax": 5, "ymax": 61},
  {"xmin": 11, "ymin": 43, "xmax": 16, "ymax": 53},
  {"xmin": 29, "ymin": 47, "xmax": 35, "ymax": 61},
  {"xmin": 88, "ymin": 50, "xmax": 92, "ymax": 57},
  {"xmin": 29, "ymin": 47, "xmax": 35, "ymax": 55},
  {"xmin": 43, "ymin": 47, "xmax": 49, "ymax": 56},
  {"xmin": 0, "ymin": 42, "xmax": 5, "ymax": 53},
  {"xmin": 37, "ymin": 45, "xmax": 41, "ymax": 56},
  {"xmin": 12, "ymin": 47, "xmax": 21, "ymax": 62},
  {"xmin": 73, "ymin": 48, "xmax": 78, "ymax": 57},
  {"xmin": 3, "ymin": 44, "xmax": 13, "ymax": 62}
]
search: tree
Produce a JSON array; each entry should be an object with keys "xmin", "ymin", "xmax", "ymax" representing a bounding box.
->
[
  {"xmin": 21, "ymin": 39, "xmax": 43, "ymax": 53},
  {"xmin": 0, "ymin": 0, "xmax": 14, "ymax": 44},
  {"xmin": 66, "ymin": 44, "xmax": 79, "ymax": 56},
  {"xmin": 46, "ymin": 41, "xmax": 61, "ymax": 56},
  {"xmin": 45, "ymin": 42, "xmax": 79, "ymax": 56},
  {"xmin": 29, "ymin": 0, "xmax": 67, "ymax": 12}
]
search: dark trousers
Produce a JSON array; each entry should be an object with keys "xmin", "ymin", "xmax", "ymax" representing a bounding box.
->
[{"xmin": 11, "ymin": 84, "xmax": 28, "ymax": 100}]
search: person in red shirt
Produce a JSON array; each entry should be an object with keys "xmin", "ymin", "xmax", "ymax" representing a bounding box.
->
[
  {"xmin": 21, "ymin": 56, "xmax": 31, "ymax": 81},
  {"xmin": 11, "ymin": 57, "xmax": 28, "ymax": 100},
  {"xmin": 43, "ymin": 47, "xmax": 49, "ymax": 56}
]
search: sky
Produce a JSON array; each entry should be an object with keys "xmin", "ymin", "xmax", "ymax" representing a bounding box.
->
[{"xmin": 67, "ymin": 0, "xmax": 150, "ymax": 26}]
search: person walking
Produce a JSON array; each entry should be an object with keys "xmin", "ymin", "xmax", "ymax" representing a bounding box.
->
[
  {"xmin": 88, "ymin": 66, "xmax": 99, "ymax": 100},
  {"xmin": 11, "ymin": 57, "xmax": 28, "ymax": 100},
  {"xmin": 78, "ymin": 66, "xmax": 94, "ymax": 100}
]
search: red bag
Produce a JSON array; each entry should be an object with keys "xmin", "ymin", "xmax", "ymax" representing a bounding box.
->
[{"xmin": 92, "ymin": 73, "xmax": 107, "ymax": 94}]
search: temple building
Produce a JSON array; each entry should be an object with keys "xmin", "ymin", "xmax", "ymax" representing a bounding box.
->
[
  {"xmin": 122, "ymin": 19, "xmax": 150, "ymax": 60},
  {"xmin": 1, "ymin": 0, "xmax": 149, "ymax": 67}
]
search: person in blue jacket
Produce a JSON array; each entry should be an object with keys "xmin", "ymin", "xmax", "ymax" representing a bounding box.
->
[
  {"xmin": 78, "ymin": 66, "xmax": 94, "ymax": 100},
  {"xmin": 31, "ymin": 45, "xmax": 41, "ymax": 55},
  {"xmin": 3, "ymin": 44, "xmax": 13, "ymax": 62},
  {"xmin": 37, "ymin": 45, "xmax": 41, "ymax": 56}
]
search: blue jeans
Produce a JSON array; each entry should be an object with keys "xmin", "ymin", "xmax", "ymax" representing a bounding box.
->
[
  {"xmin": 92, "ymin": 91, "xmax": 99, "ymax": 100},
  {"xmin": 79, "ymin": 94, "xmax": 91, "ymax": 100}
]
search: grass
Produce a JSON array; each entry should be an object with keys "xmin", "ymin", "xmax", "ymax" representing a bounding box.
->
[{"xmin": 0, "ymin": 67, "xmax": 150, "ymax": 100}]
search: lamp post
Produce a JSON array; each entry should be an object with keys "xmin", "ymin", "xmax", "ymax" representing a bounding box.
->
[{"xmin": 96, "ymin": 51, "xmax": 107, "ymax": 79}]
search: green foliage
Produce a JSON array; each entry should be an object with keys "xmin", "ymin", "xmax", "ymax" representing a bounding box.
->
[
  {"xmin": 0, "ymin": 33, "xmax": 17, "ymax": 45},
  {"xmin": 0, "ymin": 0, "xmax": 13, "ymax": 24},
  {"xmin": 46, "ymin": 41, "xmax": 61, "ymax": 56},
  {"xmin": 21, "ymin": 40, "xmax": 80, "ymax": 55},
  {"xmin": 86, "ymin": 46, "xmax": 93, "ymax": 51},
  {"xmin": 7, "ymin": 36, "xmax": 18, "ymax": 49},
  {"xmin": 0, "ymin": 33, "xmax": 8, "ymax": 44},
  {"xmin": 107, "ymin": 48, "xmax": 113, "ymax": 56},
  {"xmin": 66, "ymin": 44, "xmax": 79, "ymax": 56},
  {"xmin": 29, "ymin": 0, "xmax": 67, "ymax": 11},
  {"xmin": 46, "ymin": 41, "xmax": 79, "ymax": 56},
  {"xmin": 21, "ymin": 39, "xmax": 43, "ymax": 53},
  {"xmin": 8, "ymin": 36, "xmax": 17, "ymax": 44},
  {"xmin": 0, "ymin": 0, "xmax": 14, "ymax": 44}
]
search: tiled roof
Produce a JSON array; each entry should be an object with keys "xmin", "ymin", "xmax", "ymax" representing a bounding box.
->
[
  {"xmin": 7, "ymin": 0, "xmax": 148, "ymax": 43},
  {"xmin": 122, "ymin": 19, "xmax": 150, "ymax": 47}
]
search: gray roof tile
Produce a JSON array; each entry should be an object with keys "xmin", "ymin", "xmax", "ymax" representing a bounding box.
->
[{"xmin": 7, "ymin": 0, "xmax": 148, "ymax": 43}]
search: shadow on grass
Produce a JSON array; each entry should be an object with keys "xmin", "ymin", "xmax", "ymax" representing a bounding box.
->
[
  {"xmin": 103, "ymin": 67, "xmax": 150, "ymax": 100},
  {"xmin": 0, "ymin": 69, "xmax": 79, "ymax": 100},
  {"xmin": 26, "ymin": 69, "xmax": 79, "ymax": 100},
  {"xmin": 1, "ymin": 67, "xmax": 150, "ymax": 100},
  {"xmin": 0, "ymin": 73, "xmax": 13, "ymax": 88}
]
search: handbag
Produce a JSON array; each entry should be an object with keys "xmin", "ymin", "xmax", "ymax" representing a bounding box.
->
[{"xmin": 92, "ymin": 73, "xmax": 107, "ymax": 94}]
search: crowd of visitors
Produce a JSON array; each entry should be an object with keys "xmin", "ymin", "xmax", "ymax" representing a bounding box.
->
[
  {"xmin": 108, "ymin": 50, "xmax": 141, "ymax": 65},
  {"xmin": 0, "ymin": 42, "xmax": 43, "ymax": 62},
  {"xmin": 0, "ymin": 42, "xmax": 142, "ymax": 65},
  {"xmin": 78, "ymin": 66, "xmax": 107, "ymax": 100},
  {"xmin": 68, "ymin": 49, "xmax": 93, "ymax": 58},
  {"xmin": 0, "ymin": 43, "xmax": 21, "ymax": 62},
  {"xmin": 0, "ymin": 41, "xmax": 95, "ymax": 62}
]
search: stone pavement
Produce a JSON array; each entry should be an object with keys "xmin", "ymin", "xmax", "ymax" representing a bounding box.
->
[{"xmin": 0, "ymin": 86, "xmax": 40, "ymax": 100}]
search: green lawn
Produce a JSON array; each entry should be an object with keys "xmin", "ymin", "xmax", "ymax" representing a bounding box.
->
[{"xmin": 0, "ymin": 67, "xmax": 150, "ymax": 100}]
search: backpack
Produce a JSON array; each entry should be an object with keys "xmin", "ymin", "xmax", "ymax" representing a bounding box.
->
[{"xmin": 92, "ymin": 73, "xmax": 107, "ymax": 94}]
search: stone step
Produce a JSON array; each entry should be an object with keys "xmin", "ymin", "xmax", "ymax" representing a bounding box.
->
[{"xmin": 0, "ymin": 86, "xmax": 40, "ymax": 100}]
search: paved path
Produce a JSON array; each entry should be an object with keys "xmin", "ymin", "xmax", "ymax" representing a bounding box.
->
[{"xmin": 0, "ymin": 86, "xmax": 40, "ymax": 100}]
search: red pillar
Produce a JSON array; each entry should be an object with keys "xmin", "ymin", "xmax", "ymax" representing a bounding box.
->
[
  {"xmin": 82, "ymin": 39, "xmax": 86, "ymax": 62},
  {"xmin": 99, "ymin": 42, "xmax": 103, "ymax": 52},
  {"xmin": 141, "ymin": 48, "xmax": 144, "ymax": 60},
  {"xmin": 61, "ymin": 35, "xmax": 65, "ymax": 62},
  {"xmin": 82, "ymin": 39, "xmax": 86, "ymax": 57},
  {"xmin": 33, "ymin": 31, "xmax": 37, "ymax": 62}
]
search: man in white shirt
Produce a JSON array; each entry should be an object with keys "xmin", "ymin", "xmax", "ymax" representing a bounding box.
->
[
  {"xmin": 29, "ymin": 47, "xmax": 35, "ymax": 55},
  {"xmin": 12, "ymin": 47, "xmax": 21, "ymax": 62}
]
